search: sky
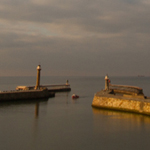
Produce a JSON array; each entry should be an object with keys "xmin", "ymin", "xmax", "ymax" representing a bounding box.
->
[{"xmin": 0, "ymin": 0, "xmax": 150, "ymax": 76}]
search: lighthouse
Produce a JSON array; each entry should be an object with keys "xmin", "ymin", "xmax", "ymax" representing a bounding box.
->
[
  {"xmin": 35, "ymin": 65, "xmax": 41, "ymax": 90},
  {"xmin": 105, "ymin": 75, "xmax": 109, "ymax": 91}
]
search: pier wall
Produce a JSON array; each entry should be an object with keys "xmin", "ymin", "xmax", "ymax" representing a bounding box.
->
[
  {"xmin": 92, "ymin": 95, "xmax": 150, "ymax": 115},
  {"xmin": 0, "ymin": 90, "xmax": 55, "ymax": 101},
  {"xmin": 16, "ymin": 84, "xmax": 71, "ymax": 92}
]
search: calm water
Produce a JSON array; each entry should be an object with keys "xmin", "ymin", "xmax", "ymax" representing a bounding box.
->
[{"xmin": 0, "ymin": 76, "xmax": 150, "ymax": 150}]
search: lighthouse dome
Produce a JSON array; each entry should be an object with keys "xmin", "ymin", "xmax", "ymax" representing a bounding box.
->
[{"xmin": 37, "ymin": 65, "xmax": 41, "ymax": 70}]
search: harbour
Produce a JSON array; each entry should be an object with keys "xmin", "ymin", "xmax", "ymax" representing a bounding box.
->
[
  {"xmin": 1, "ymin": 0, "xmax": 150, "ymax": 150},
  {"xmin": 0, "ymin": 76, "xmax": 150, "ymax": 150}
]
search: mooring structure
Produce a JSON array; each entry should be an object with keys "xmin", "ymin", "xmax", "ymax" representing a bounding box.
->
[
  {"xmin": 16, "ymin": 65, "xmax": 71, "ymax": 92},
  {"xmin": 92, "ymin": 75, "xmax": 150, "ymax": 116}
]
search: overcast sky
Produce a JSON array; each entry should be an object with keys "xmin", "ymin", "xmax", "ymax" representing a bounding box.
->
[{"xmin": 0, "ymin": 0, "xmax": 150, "ymax": 76}]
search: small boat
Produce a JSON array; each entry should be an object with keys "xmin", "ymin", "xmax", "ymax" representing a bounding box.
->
[{"xmin": 72, "ymin": 94, "xmax": 79, "ymax": 99}]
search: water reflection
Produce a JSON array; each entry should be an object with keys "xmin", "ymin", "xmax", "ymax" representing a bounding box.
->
[
  {"xmin": 92, "ymin": 107, "xmax": 150, "ymax": 133},
  {"xmin": 0, "ymin": 98, "xmax": 48, "ymax": 106},
  {"xmin": 0, "ymin": 98, "xmax": 49, "ymax": 118},
  {"xmin": 35, "ymin": 103, "xmax": 39, "ymax": 118},
  {"xmin": 92, "ymin": 107, "xmax": 150, "ymax": 120},
  {"xmin": 66, "ymin": 92, "xmax": 69, "ymax": 104}
]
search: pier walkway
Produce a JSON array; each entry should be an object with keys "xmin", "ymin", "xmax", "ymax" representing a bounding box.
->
[{"xmin": 16, "ymin": 84, "xmax": 71, "ymax": 92}]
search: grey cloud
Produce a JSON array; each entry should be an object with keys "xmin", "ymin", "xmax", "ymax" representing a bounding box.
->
[
  {"xmin": 0, "ymin": 34, "xmax": 149, "ymax": 76},
  {"xmin": 0, "ymin": 0, "xmax": 150, "ymax": 34},
  {"xmin": 0, "ymin": 0, "xmax": 150, "ymax": 76}
]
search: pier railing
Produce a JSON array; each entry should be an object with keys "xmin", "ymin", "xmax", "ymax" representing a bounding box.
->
[{"xmin": 109, "ymin": 84, "xmax": 144, "ymax": 95}]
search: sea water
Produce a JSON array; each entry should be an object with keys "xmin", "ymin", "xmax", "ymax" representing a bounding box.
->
[{"xmin": 0, "ymin": 76, "xmax": 150, "ymax": 150}]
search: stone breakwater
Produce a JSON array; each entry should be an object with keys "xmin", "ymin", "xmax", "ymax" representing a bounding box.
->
[
  {"xmin": 0, "ymin": 89, "xmax": 55, "ymax": 101},
  {"xmin": 92, "ymin": 91, "xmax": 150, "ymax": 115}
]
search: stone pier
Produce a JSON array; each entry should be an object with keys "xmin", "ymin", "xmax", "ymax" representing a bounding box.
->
[
  {"xmin": 92, "ymin": 76, "xmax": 150, "ymax": 115},
  {"xmin": 92, "ymin": 92, "xmax": 150, "ymax": 115}
]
